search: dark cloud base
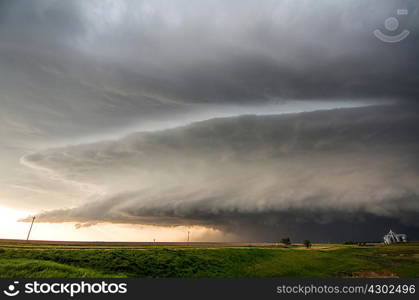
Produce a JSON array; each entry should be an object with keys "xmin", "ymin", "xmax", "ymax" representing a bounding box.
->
[
  {"xmin": 27, "ymin": 208, "xmax": 419, "ymax": 242},
  {"xmin": 22, "ymin": 104, "xmax": 419, "ymax": 242}
]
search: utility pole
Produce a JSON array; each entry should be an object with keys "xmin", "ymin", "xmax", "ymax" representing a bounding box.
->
[
  {"xmin": 187, "ymin": 231, "xmax": 190, "ymax": 243},
  {"xmin": 26, "ymin": 216, "xmax": 36, "ymax": 241}
]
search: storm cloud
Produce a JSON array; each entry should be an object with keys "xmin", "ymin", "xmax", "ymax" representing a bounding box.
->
[
  {"xmin": 22, "ymin": 105, "xmax": 419, "ymax": 241},
  {"xmin": 1, "ymin": 0, "xmax": 419, "ymax": 105},
  {"xmin": 2, "ymin": 0, "xmax": 419, "ymax": 241}
]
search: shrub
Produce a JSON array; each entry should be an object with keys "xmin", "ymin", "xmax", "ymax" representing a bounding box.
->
[{"xmin": 280, "ymin": 237, "xmax": 291, "ymax": 245}]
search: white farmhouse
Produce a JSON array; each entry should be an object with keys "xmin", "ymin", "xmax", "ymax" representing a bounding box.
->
[{"xmin": 383, "ymin": 229, "xmax": 408, "ymax": 245}]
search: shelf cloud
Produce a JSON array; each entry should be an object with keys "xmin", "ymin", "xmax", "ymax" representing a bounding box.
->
[{"xmin": 21, "ymin": 105, "xmax": 419, "ymax": 241}]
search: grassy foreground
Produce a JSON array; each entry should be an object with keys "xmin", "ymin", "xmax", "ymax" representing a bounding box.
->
[{"xmin": 0, "ymin": 243, "xmax": 418, "ymax": 278}]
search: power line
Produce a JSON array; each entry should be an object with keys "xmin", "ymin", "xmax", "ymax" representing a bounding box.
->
[{"xmin": 26, "ymin": 216, "xmax": 36, "ymax": 241}]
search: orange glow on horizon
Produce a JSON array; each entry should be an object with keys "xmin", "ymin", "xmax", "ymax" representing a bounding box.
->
[{"xmin": 0, "ymin": 206, "xmax": 234, "ymax": 242}]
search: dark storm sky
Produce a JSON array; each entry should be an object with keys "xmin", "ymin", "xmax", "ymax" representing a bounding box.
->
[{"xmin": 1, "ymin": 0, "xmax": 419, "ymax": 241}]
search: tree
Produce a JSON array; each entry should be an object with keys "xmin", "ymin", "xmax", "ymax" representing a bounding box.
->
[
  {"xmin": 303, "ymin": 240, "xmax": 312, "ymax": 249},
  {"xmin": 281, "ymin": 237, "xmax": 291, "ymax": 245}
]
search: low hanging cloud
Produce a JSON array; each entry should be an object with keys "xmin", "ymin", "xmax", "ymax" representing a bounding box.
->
[{"xmin": 21, "ymin": 105, "xmax": 419, "ymax": 241}]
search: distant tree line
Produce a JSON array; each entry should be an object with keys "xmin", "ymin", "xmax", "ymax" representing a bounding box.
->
[{"xmin": 344, "ymin": 241, "xmax": 381, "ymax": 246}]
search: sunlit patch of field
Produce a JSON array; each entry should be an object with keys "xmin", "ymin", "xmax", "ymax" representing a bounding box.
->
[{"xmin": 0, "ymin": 239, "xmax": 418, "ymax": 278}]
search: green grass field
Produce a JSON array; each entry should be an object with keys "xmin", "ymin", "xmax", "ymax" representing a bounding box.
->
[{"xmin": 0, "ymin": 241, "xmax": 418, "ymax": 278}]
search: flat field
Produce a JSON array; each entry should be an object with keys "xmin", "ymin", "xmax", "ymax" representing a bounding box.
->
[{"xmin": 0, "ymin": 239, "xmax": 418, "ymax": 278}]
